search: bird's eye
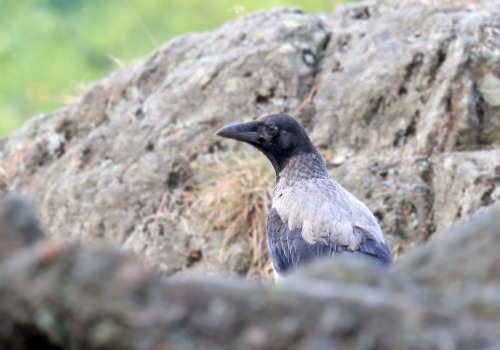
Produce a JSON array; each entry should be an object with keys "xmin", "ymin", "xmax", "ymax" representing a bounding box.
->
[{"xmin": 268, "ymin": 124, "xmax": 279, "ymax": 134}]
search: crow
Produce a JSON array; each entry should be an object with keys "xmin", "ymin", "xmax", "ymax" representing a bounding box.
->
[{"xmin": 216, "ymin": 114, "xmax": 392, "ymax": 280}]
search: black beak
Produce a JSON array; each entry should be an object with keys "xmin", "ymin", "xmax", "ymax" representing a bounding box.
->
[{"xmin": 215, "ymin": 121, "xmax": 262, "ymax": 144}]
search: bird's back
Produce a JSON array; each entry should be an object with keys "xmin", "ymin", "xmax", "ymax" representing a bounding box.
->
[{"xmin": 267, "ymin": 153, "xmax": 392, "ymax": 276}]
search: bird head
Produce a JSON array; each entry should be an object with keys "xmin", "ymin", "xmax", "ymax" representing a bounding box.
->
[{"xmin": 215, "ymin": 114, "xmax": 316, "ymax": 174}]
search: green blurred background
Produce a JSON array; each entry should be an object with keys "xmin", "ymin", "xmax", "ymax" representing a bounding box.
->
[{"xmin": 0, "ymin": 0, "xmax": 355, "ymax": 136}]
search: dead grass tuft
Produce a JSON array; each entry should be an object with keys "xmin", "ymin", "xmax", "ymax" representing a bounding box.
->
[
  {"xmin": 194, "ymin": 149, "xmax": 274, "ymax": 277},
  {"xmin": 59, "ymin": 82, "xmax": 93, "ymax": 106},
  {"xmin": 0, "ymin": 166, "xmax": 7, "ymax": 192}
]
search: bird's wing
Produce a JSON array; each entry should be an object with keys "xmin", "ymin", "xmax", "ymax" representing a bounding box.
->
[
  {"xmin": 267, "ymin": 204, "xmax": 392, "ymax": 273},
  {"xmin": 354, "ymin": 225, "xmax": 393, "ymax": 264},
  {"xmin": 267, "ymin": 208, "xmax": 347, "ymax": 274}
]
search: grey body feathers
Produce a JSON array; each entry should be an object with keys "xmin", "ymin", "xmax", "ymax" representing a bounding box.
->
[{"xmin": 269, "ymin": 152, "xmax": 392, "ymax": 276}]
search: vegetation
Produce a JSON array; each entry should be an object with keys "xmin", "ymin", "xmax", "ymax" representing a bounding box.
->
[
  {"xmin": 194, "ymin": 150, "xmax": 274, "ymax": 277},
  {"xmin": 0, "ymin": 0, "xmax": 356, "ymax": 136}
]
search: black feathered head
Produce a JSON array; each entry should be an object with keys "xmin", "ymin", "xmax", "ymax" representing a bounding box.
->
[{"xmin": 216, "ymin": 114, "xmax": 317, "ymax": 174}]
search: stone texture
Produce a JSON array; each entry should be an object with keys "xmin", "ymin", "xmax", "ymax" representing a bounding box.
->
[
  {"xmin": 1, "ymin": 0, "xmax": 500, "ymax": 274},
  {"xmin": 1, "ymin": 194, "xmax": 500, "ymax": 349}
]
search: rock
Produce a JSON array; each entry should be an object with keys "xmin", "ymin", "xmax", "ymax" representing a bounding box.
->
[
  {"xmin": 0, "ymin": 206, "xmax": 499, "ymax": 348},
  {"xmin": 1, "ymin": 0, "xmax": 500, "ymax": 277},
  {"xmin": 432, "ymin": 150, "xmax": 500, "ymax": 234},
  {"xmin": 397, "ymin": 203, "xmax": 500, "ymax": 322},
  {"xmin": 4, "ymin": 1, "xmax": 500, "ymax": 348},
  {"xmin": 0, "ymin": 193, "xmax": 44, "ymax": 257},
  {"xmin": 329, "ymin": 154, "xmax": 346, "ymax": 166},
  {"xmin": 329, "ymin": 149, "xmax": 500, "ymax": 257},
  {"xmin": 0, "ymin": 8, "xmax": 330, "ymax": 277},
  {"xmin": 313, "ymin": 0, "xmax": 500, "ymax": 154},
  {"xmin": 330, "ymin": 154, "xmax": 435, "ymax": 255},
  {"xmin": 480, "ymin": 73, "xmax": 500, "ymax": 107}
]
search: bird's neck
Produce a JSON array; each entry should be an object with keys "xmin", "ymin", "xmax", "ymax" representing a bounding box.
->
[{"xmin": 275, "ymin": 151, "xmax": 329, "ymax": 183}]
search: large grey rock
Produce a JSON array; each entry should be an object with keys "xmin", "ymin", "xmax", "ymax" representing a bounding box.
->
[
  {"xmin": 1, "ymin": 0, "xmax": 500, "ymax": 275},
  {"xmin": 1, "ymin": 1, "xmax": 500, "ymax": 348},
  {"xmin": 0, "ymin": 8, "xmax": 330, "ymax": 276},
  {"xmin": 314, "ymin": 0, "xmax": 500, "ymax": 153}
]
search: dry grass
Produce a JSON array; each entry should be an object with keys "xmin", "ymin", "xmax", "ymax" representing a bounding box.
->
[
  {"xmin": 0, "ymin": 166, "xmax": 7, "ymax": 192},
  {"xmin": 60, "ymin": 82, "xmax": 93, "ymax": 107},
  {"xmin": 193, "ymin": 149, "xmax": 274, "ymax": 277}
]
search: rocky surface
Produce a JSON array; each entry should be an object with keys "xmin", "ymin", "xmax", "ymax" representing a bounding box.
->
[
  {"xmin": 1, "ymin": 1, "xmax": 500, "ymax": 347},
  {"xmin": 0, "ymin": 194, "xmax": 500, "ymax": 349},
  {"xmin": 1, "ymin": 0, "xmax": 500, "ymax": 278},
  {"xmin": 0, "ymin": 193, "xmax": 44, "ymax": 257}
]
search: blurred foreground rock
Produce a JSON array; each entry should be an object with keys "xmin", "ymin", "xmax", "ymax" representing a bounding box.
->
[
  {"xmin": 0, "ymin": 193, "xmax": 43, "ymax": 257},
  {"xmin": 0, "ymin": 197, "xmax": 500, "ymax": 349}
]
